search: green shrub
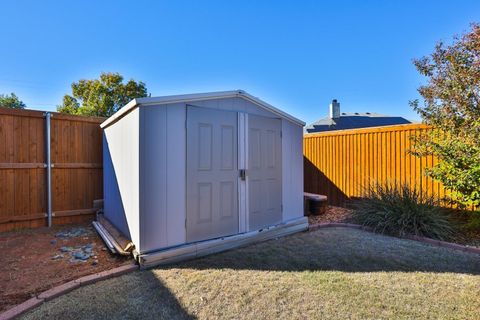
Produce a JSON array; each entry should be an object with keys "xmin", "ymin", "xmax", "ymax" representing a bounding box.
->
[
  {"xmin": 352, "ymin": 182, "xmax": 456, "ymax": 241},
  {"xmin": 410, "ymin": 24, "xmax": 480, "ymax": 209}
]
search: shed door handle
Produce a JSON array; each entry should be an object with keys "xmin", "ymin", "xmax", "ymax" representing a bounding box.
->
[{"xmin": 239, "ymin": 169, "xmax": 246, "ymax": 180}]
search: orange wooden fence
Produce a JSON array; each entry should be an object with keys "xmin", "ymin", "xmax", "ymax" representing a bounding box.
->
[
  {"xmin": 0, "ymin": 107, "xmax": 105, "ymax": 232},
  {"xmin": 303, "ymin": 124, "xmax": 446, "ymax": 206}
]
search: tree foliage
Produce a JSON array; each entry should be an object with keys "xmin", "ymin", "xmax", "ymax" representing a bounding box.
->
[
  {"xmin": 410, "ymin": 23, "xmax": 480, "ymax": 208},
  {"xmin": 0, "ymin": 93, "xmax": 26, "ymax": 109},
  {"xmin": 58, "ymin": 72, "xmax": 148, "ymax": 117}
]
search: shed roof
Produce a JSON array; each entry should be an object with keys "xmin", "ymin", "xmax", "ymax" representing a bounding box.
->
[
  {"xmin": 304, "ymin": 112, "xmax": 411, "ymax": 133},
  {"xmin": 101, "ymin": 90, "xmax": 305, "ymax": 129}
]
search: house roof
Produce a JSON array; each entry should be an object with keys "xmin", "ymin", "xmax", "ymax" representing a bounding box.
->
[
  {"xmin": 101, "ymin": 90, "xmax": 305, "ymax": 129},
  {"xmin": 304, "ymin": 112, "xmax": 411, "ymax": 133}
]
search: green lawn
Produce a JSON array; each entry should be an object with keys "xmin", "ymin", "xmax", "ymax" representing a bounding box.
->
[{"xmin": 22, "ymin": 227, "xmax": 480, "ymax": 320}]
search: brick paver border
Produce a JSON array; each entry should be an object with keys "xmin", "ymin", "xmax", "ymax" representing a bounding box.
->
[{"xmin": 0, "ymin": 263, "xmax": 138, "ymax": 320}]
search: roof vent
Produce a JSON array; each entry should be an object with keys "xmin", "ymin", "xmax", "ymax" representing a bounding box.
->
[
  {"xmin": 354, "ymin": 112, "xmax": 359, "ymax": 115},
  {"xmin": 366, "ymin": 112, "xmax": 371, "ymax": 115},
  {"xmin": 341, "ymin": 112, "xmax": 346, "ymax": 115}
]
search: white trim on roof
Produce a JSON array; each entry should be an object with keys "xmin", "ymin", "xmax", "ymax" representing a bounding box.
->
[{"xmin": 100, "ymin": 90, "xmax": 305, "ymax": 128}]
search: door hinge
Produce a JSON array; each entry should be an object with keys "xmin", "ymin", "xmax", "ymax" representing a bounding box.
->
[{"xmin": 185, "ymin": 218, "xmax": 187, "ymax": 228}]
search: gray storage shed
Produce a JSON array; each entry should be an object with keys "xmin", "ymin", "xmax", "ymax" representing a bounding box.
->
[{"xmin": 101, "ymin": 90, "xmax": 307, "ymax": 267}]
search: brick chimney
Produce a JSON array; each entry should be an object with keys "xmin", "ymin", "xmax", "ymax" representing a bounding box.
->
[{"xmin": 329, "ymin": 99, "xmax": 340, "ymax": 119}]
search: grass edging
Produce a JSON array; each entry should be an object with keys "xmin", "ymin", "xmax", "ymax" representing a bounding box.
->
[
  {"xmin": 309, "ymin": 222, "xmax": 480, "ymax": 255},
  {"xmin": 0, "ymin": 263, "xmax": 138, "ymax": 320}
]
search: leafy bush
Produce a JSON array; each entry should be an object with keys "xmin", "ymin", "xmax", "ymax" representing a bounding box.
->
[
  {"xmin": 410, "ymin": 23, "xmax": 480, "ymax": 208},
  {"xmin": 351, "ymin": 182, "xmax": 456, "ymax": 241}
]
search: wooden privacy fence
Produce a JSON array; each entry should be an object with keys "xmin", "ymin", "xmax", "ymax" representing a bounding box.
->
[
  {"xmin": 0, "ymin": 107, "xmax": 105, "ymax": 232},
  {"xmin": 304, "ymin": 124, "xmax": 446, "ymax": 206}
]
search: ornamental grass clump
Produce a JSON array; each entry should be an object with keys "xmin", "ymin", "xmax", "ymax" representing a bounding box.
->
[{"xmin": 352, "ymin": 181, "xmax": 456, "ymax": 241}]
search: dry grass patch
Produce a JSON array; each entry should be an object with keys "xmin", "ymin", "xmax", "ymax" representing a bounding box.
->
[{"xmin": 21, "ymin": 228, "xmax": 480, "ymax": 320}]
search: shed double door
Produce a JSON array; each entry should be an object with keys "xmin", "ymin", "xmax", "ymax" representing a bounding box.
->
[{"xmin": 186, "ymin": 106, "xmax": 282, "ymax": 243}]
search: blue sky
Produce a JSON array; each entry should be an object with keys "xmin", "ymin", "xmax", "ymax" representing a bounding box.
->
[{"xmin": 1, "ymin": 1, "xmax": 479, "ymax": 123}]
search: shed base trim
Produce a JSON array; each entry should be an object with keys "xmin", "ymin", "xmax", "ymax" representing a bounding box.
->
[{"xmin": 137, "ymin": 217, "xmax": 308, "ymax": 268}]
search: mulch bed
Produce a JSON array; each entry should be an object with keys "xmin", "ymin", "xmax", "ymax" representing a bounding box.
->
[
  {"xmin": 307, "ymin": 206, "xmax": 353, "ymax": 225},
  {"xmin": 308, "ymin": 205, "xmax": 480, "ymax": 249},
  {"xmin": 0, "ymin": 222, "xmax": 131, "ymax": 313}
]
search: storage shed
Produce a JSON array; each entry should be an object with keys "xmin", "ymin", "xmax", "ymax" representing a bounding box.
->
[{"xmin": 101, "ymin": 90, "xmax": 307, "ymax": 267}]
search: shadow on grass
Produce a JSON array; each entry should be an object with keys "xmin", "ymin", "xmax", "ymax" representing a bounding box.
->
[
  {"xmin": 21, "ymin": 270, "xmax": 195, "ymax": 320},
  {"xmin": 159, "ymin": 228, "xmax": 480, "ymax": 275},
  {"xmin": 124, "ymin": 271, "xmax": 195, "ymax": 320}
]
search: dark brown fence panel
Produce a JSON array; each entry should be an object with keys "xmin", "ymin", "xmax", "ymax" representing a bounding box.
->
[
  {"xmin": 0, "ymin": 107, "xmax": 105, "ymax": 232},
  {"xmin": 303, "ymin": 124, "xmax": 447, "ymax": 207}
]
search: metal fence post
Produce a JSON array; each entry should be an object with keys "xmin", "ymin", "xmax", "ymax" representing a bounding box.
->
[{"xmin": 45, "ymin": 112, "xmax": 52, "ymax": 227}]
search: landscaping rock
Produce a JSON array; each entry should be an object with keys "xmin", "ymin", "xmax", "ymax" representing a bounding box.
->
[
  {"xmin": 50, "ymin": 239, "xmax": 57, "ymax": 245},
  {"xmin": 58, "ymin": 244, "xmax": 97, "ymax": 263},
  {"xmin": 51, "ymin": 254, "xmax": 63, "ymax": 260},
  {"xmin": 73, "ymin": 252, "xmax": 90, "ymax": 261},
  {"xmin": 55, "ymin": 227, "xmax": 90, "ymax": 238}
]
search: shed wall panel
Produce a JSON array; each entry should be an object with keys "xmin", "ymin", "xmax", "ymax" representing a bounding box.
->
[
  {"xmin": 103, "ymin": 109, "xmax": 139, "ymax": 246},
  {"xmin": 140, "ymin": 106, "xmax": 168, "ymax": 253},
  {"xmin": 166, "ymin": 104, "xmax": 187, "ymax": 246},
  {"xmin": 282, "ymin": 120, "xmax": 304, "ymax": 221},
  {"xmin": 139, "ymin": 104, "xmax": 187, "ymax": 253}
]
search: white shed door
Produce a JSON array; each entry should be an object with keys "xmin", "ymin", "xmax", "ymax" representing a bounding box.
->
[
  {"xmin": 186, "ymin": 106, "xmax": 239, "ymax": 243},
  {"xmin": 248, "ymin": 114, "xmax": 282, "ymax": 230}
]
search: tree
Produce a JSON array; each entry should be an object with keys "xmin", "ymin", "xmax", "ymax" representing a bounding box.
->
[
  {"xmin": 58, "ymin": 72, "xmax": 148, "ymax": 117},
  {"xmin": 0, "ymin": 93, "xmax": 26, "ymax": 109},
  {"xmin": 410, "ymin": 23, "xmax": 480, "ymax": 209}
]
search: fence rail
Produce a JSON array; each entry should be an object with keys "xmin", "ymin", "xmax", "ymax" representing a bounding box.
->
[
  {"xmin": 0, "ymin": 107, "xmax": 105, "ymax": 232},
  {"xmin": 303, "ymin": 124, "xmax": 447, "ymax": 207}
]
